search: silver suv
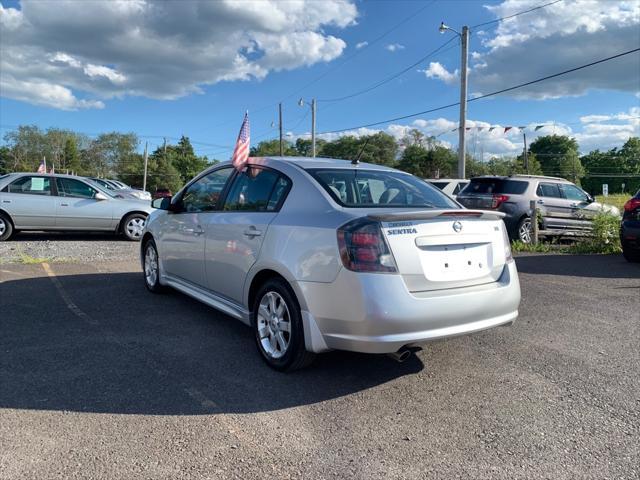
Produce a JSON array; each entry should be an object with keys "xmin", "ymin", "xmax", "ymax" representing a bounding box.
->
[
  {"xmin": 456, "ymin": 175, "xmax": 620, "ymax": 243},
  {"xmin": 141, "ymin": 157, "xmax": 521, "ymax": 371}
]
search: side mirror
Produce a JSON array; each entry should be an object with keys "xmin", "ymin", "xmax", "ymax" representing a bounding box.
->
[
  {"xmin": 152, "ymin": 196, "xmax": 172, "ymax": 210},
  {"xmin": 586, "ymin": 194, "xmax": 594, "ymax": 204},
  {"xmin": 95, "ymin": 192, "xmax": 108, "ymax": 201}
]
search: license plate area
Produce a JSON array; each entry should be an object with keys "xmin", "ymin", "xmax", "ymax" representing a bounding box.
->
[{"xmin": 418, "ymin": 242, "xmax": 491, "ymax": 282}]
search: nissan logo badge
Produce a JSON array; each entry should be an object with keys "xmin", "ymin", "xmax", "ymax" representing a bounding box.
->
[{"xmin": 453, "ymin": 221, "xmax": 463, "ymax": 233}]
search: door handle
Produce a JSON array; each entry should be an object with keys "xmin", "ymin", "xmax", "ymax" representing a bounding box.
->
[
  {"xmin": 244, "ymin": 227, "xmax": 262, "ymax": 237},
  {"xmin": 570, "ymin": 203, "xmax": 578, "ymax": 208},
  {"xmin": 183, "ymin": 225, "xmax": 204, "ymax": 235},
  {"xmin": 537, "ymin": 199, "xmax": 544, "ymax": 205}
]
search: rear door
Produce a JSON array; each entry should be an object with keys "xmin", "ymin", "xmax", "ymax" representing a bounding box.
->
[
  {"xmin": 203, "ymin": 167, "xmax": 290, "ymax": 304},
  {"xmin": 0, "ymin": 175, "xmax": 56, "ymax": 228},
  {"xmin": 55, "ymin": 178, "xmax": 114, "ymax": 229}
]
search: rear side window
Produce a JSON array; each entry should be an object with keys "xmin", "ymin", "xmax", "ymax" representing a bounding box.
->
[
  {"xmin": 223, "ymin": 167, "xmax": 290, "ymax": 212},
  {"xmin": 430, "ymin": 182, "xmax": 449, "ymax": 190},
  {"xmin": 536, "ymin": 182, "xmax": 562, "ymax": 198},
  {"xmin": 308, "ymin": 169, "xmax": 458, "ymax": 209},
  {"xmin": 5, "ymin": 176, "xmax": 52, "ymax": 195},
  {"xmin": 453, "ymin": 182, "xmax": 468, "ymax": 195},
  {"xmin": 461, "ymin": 179, "xmax": 528, "ymax": 195}
]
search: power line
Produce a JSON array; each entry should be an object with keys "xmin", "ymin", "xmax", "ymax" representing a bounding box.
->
[
  {"xmin": 316, "ymin": 47, "xmax": 640, "ymax": 135},
  {"xmin": 471, "ymin": 0, "xmax": 565, "ymax": 29},
  {"xmin": 318, "ymin": 36, "xmax": 458, "ymax": 103}
]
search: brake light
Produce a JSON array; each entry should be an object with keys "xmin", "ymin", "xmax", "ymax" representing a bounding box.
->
[
  {"xmin": 501, "ymin": 223, "xmax": 513, "ymax": 262},
  {"xmin": 491, "ymin": 195, "xmax": 510, "ymax": 209},
  {"xmin": 337, "ymin": 219, "xmax": 397, "ymax": 273},
  {"xmin": 624, "ymin": 198, "xmax": 640, "ymax": 212}
]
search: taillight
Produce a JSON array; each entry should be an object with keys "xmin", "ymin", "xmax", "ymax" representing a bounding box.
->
[
  {"xmin": 624, "ymin": 198, "xmax": 640, "ymax": 212},
  {"xmin": 491, "ymin": 194, "xmax": 510, "ymax": 209},
  {"xmin": 337, "ymin": 218, "xmax": 397, "ymax": 273},
  {"xmin": 501, "ymin": 223, "xmax": 513, "ymax": 262}
]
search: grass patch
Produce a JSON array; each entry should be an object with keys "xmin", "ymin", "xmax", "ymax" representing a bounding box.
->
[
  {"xmin": 596, "ymin": 194, "xmax": 630, "ymax": 211},
  {"xmin": 18, "ymin": 253, "xmax": 53, "ymax": 264},
  {"xmin": 511, "ymin": 241, "xmax": 559, "ymax": 253}
]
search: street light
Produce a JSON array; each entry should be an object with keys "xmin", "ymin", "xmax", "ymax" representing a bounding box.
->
[
  {"xmin": 298, "ymin": 97, "xmax": 317, "ymax": 157},
  {"xmin": 439, "ymin": 21, "xmax": 469, "ymax": 179}
]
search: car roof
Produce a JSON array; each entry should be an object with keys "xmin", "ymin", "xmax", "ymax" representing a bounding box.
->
[
  {"xmin": 471, "ymin": 174, "xmax": 566, "ymax": 182},
  {"xmin": 213, "ymin": 156, "xmax": 401, "ymax": 172},
  {"xmin": 425, "ymin": 178, "xmax": 468, "ymax": 182}
]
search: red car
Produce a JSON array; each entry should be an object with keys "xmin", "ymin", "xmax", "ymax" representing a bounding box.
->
[{"xmin": 152, "ymin": 188, "xmax": 172, "ymax": 200}]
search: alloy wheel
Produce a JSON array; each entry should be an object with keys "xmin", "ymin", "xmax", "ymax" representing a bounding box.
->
[
  {"xmin": 0, "ymin": 218, "xmax": 5, "ymax": 237},
  {"xmin": 519, "ymin": 219, "xmax": 532, "ymax": 243},
  {"xmin": 257, "ymin": 291, "xmax": 291, "ymax": 359},
  {"xmin": 144, "ymin": 244, "xmax": 159, "ymax": 287}
]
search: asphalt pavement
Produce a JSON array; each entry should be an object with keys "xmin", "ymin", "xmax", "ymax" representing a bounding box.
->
[{"xmin": 0, "ymin": 251, "xmax": 638, "ymax": 479}]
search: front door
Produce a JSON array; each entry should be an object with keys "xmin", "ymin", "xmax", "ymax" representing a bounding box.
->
[
  {"xmin": 204, "ymin": 167, "xmax": 291, "ymax": 304},
  {"xmin": 560, "ymin": 183, "xmax": 593, "ymax": 229},
  {"xmin": 54, "ymin": 177, "xmax": 114, "ymax": 229},
  {"xmin": 0, "ymin": 175, "xmax": 56, "ymax": 228},
  {"xmin": 536, "ymin": 182, "xmax": 572, "ymax": 229},
  {"xmin": 161, "ymin": 167, "xmax": 234, "ymax": 288}
]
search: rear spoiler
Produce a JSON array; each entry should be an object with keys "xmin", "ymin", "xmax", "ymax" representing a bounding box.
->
[{"xmin": 368, "ymin": 209, "xmax": 506, "ymax": 222}]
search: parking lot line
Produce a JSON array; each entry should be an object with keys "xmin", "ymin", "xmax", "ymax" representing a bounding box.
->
[{"xmin": 41, "ymin": 262, "xmax": 99, "ymax": 326}]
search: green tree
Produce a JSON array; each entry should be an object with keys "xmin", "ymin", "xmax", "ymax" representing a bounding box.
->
[
  {"xmin": 166, "ymin": 136, "xmax": 209, "ymax": 184},
  {"xmin": 397, "ymin": 144, "xmax": 456, "ymax": 178},
  {"xmin": 63, "ymin": 137, "xmax": 81, "ymax": 174},
  {"xmin": 320, "ymin": 132, "xmax": 398, "ymax": 166},
  {"xmin": 294, "ymin": 138, "xmax": 327, "ymax": 157},
  {"xmin": 250, "ymin": 139, "xmax": 298, "ymax": 157},
  {"xmin": 529, "ymin": 134, "xmax": 584, "ymax": 182},
  {"xmin": 0, "ymin": 146, "xmax": 10, "ymax": 175}
]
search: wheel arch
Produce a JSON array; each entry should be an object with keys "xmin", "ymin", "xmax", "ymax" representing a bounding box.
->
[
  {"xmin": 245, "ymin": 266, "xmax": 307, "ymax": 314},
  {"xmin": 117, "ymin": 210, "xmax": 149, "ymax": 233},
  {"xmin": 0, "ymin": 208, "xmax": 15, "ymax": 227}
]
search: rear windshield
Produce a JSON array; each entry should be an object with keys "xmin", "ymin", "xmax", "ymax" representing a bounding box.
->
[
  {"xmin": 461, "ymin": 179, "xmax": 528, "ymax": 195},
  {"xmin": 308, "ymin": 169, "xmax": 458, "ymax": 209}
]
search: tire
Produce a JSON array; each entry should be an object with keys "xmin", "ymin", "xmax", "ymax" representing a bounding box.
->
[
  {"xmin": 516, "ymin": 217, "xmax": 533, "ymax": 244},
  {"xmin": 142, "ymin": 239, "xmax": 167, "ymax": 293},
  {"xmin": 122, "ymin": 213, "xmax": 147, "ymax": 241},
  {"xmin": 252, "ymin": 278, "xmax": 315, "ymax": 371},
  {"xmin": 622, "ymin": 245, "xmax": 640, "ymax": 263},
  {"xmin": 0, "ymin": 212, "xmax": 14, "ymax": 241}
]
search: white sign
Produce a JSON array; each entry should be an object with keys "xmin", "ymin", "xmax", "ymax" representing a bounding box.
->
[{"xmin": 602, "ymin": 184, "xmax": 609, "ymax": 197}]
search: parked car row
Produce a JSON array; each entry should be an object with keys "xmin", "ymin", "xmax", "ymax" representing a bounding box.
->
[
  {"xmin": 0, "ymin": 173, "xmax": 154, "ymax": 241},
  {"xmin": 89, "ymin": 177, "xmax": 152, "ymax": 201}
]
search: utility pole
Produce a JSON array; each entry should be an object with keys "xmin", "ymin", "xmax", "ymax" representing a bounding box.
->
[
  {"xmin": 311, "ymin": 98, "xmax": 317, "ymax": 158},
  {"xmin": 523, "ymin": 132, "xmax": 529, "ymax": 174},
  {"xmin": 142, "ymin": 141, "xmax": 149, "ymax": 192},
  {"xmin": 439, "ymin": 22, "xmax": 469, "ymax": 179},
  {"xmin": 163, "ymin": 137, "xmax": 167, "ymax": 155},
  {"xmin": 458, "ymin": 26, "xmax": 469, "ymax": 179},
  {"xmin": 279, "ymin": 102, "xmax": 284, "ymax": 156}
]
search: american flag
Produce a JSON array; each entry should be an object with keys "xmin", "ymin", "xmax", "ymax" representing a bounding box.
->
[
  {"xmin": 232, "ymin": 111, "xmax": 250, "ymax": 171},
  {"xmin": 36, "ymin": 158, "xmax": 47, "ymax": 174}
]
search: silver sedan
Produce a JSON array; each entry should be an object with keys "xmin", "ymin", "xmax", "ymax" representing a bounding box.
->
[
  {"xmin": 141, "ymin": 157, "xmax": 521, "ymax": 371},
  {"xmin": 0, "ymin": 173, "xmax": 154, "ymax": 241}
]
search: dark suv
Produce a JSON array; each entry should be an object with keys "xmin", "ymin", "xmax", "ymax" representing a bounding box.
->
[
  {"xmin": 621, "ymin": 190, "xmax": 640, "ymax": 262},
  {"xmin": 457, "ymin": 175, "xmax": 620, "ymax": 243}
]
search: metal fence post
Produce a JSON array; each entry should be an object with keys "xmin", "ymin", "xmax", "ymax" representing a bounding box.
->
[{"xmin": 530, "ymin": 200, "xmax": 538, "ymax": 245}]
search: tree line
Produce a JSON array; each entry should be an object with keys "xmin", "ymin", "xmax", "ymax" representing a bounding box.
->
[
  {"xmin": 2, "ymin": 125, "xmax": 638, "ymax": 195},
  {"xmin": 0, "ymin": 126, "xmax": 212, "ymax": 193}
]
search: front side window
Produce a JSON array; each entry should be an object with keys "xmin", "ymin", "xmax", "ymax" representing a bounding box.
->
[
  {"xmin": 223, "ymin": 167, "xmax": 288, "ymax": 212},
  {"xmin": 561, "ymin": 184, "xmax": 588, "ymax": 202},
  {"xmin": 536, "ymin": 182, "xmax": 562, "ymax": 198},
  {"xmin": 181, "ymin": 167, "xmax": 234, "ymax": 213},
  {"xmin": 309, "ymin": 169, "xmax": 458, "ymax": 209},
  {"xmin": 56, "ymin": 178, "xmax": 99, "ymax": 199},
  {"xmin": 5, "ymin": 176, "xmax": 52, "ymax": 195}
]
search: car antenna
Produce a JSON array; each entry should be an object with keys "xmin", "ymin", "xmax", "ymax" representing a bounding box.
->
[{"xmin": 352, "ymin": 137, "xmax": 370, "ymax": 165}]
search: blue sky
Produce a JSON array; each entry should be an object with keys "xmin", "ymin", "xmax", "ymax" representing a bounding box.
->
[{"xmin": 1, "ymin": 0, "xmax": 638, "ymax": 159}]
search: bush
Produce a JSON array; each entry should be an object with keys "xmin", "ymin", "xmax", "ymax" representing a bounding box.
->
[{"xmin": 568, "ymin": 212, "xmax": 621, "ymax": 254}]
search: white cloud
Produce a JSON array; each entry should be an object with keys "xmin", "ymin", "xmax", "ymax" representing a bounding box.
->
[
  {"xmin": 0, "ymin": 0, "xmax": 358, "ymax": 109},
  {"xmin": 385, "ymin": 43, "xmax": 405, "ymax": 52},
  {"xmin": 420, "ymin": 62, "xmax": 459, "ymax": 85},
  {"xmin": 355, "ymin": 41, "xmax": 368, "ymax": 49},
  {"xmin": 471, "ymin": 0, "xmax": 640, "ymax": 99}
]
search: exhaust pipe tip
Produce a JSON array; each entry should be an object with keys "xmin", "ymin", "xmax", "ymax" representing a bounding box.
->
[{"xmin": 387, "ymin": 347, "xmax": 412, "ymax": 363}]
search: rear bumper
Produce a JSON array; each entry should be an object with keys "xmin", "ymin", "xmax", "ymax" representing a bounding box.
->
[{"xmin": 297, "ymin": 261, "xmax": 521, "ymax": 354}]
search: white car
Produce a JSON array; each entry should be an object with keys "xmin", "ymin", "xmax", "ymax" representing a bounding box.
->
[
  {"xmin": 426, "ymin": 178, "xmax": 469, "ymax": 200},
  {"xmin": 141, "ymin": 157, "xmax": 521, "ymax": 371}
]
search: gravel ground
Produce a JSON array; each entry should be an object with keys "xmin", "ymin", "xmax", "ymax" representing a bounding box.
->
[
  {"xmin": 0, "ymin": 232, "xmax": 139, "ymax": 264},
  {"xmin": 1, "ymin": 244, "xmax": 639, "ymax": 479}
]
